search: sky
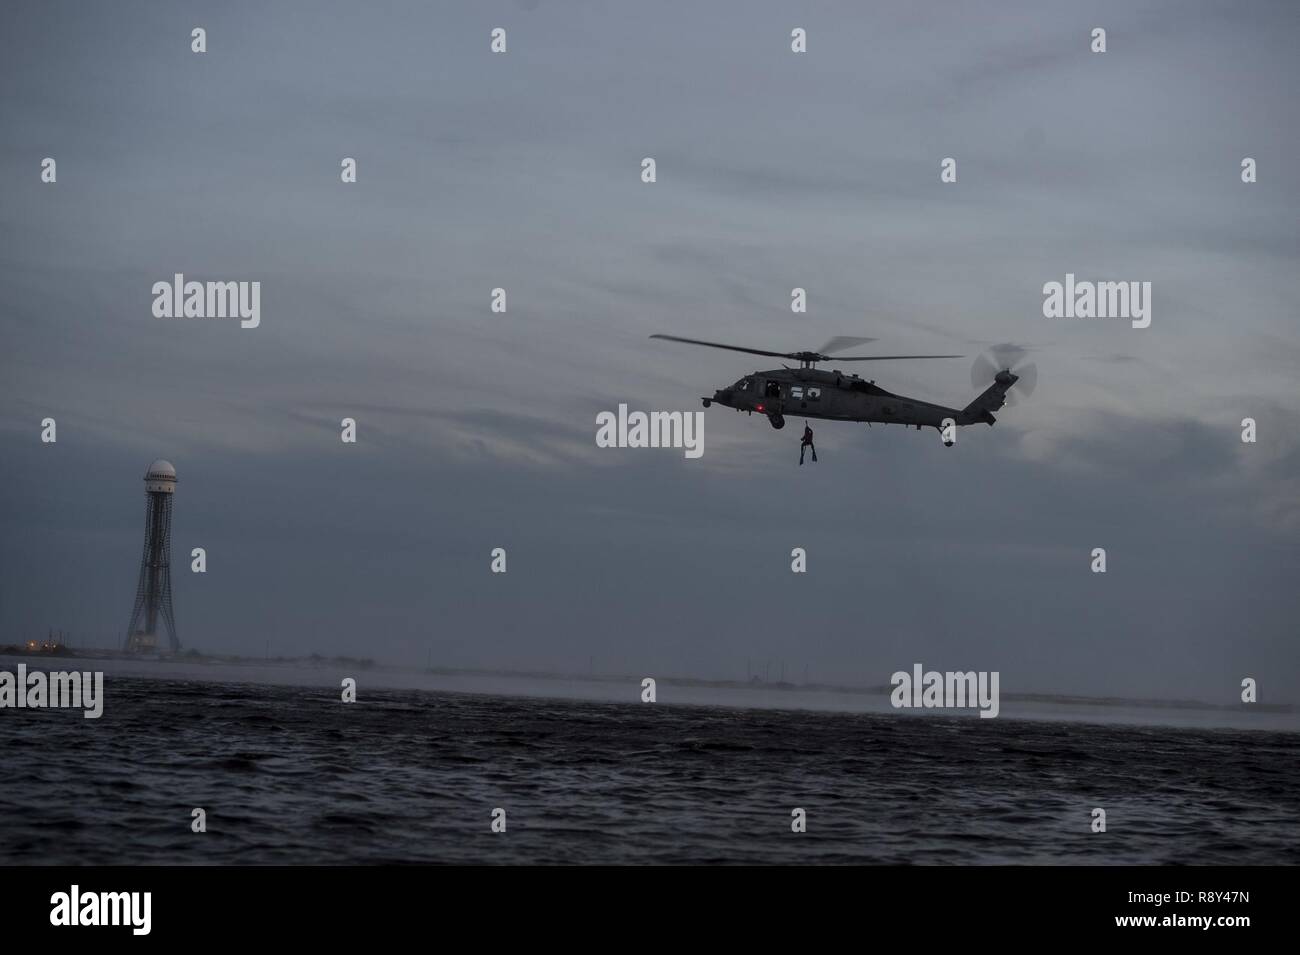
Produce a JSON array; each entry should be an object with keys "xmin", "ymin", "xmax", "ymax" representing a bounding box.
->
[{"xmin": 1, "ymin": 0, "xmax": 1297, "ymax": 703}]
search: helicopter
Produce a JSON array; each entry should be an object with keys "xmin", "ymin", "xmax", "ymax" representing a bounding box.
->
[{"xmin": 650, "ymin": 334, "xmax": 1037, "ymax": 445}]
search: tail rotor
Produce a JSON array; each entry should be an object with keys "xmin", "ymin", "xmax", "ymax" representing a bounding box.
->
[{"xmin": 971, "ymin": 344, "xmax": 1037, "ymax": 406}]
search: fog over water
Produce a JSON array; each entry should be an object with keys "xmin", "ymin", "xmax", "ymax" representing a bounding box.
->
[{"xmin": 3, "ymin": 656, "xmax": 1295, "ymax": 733}]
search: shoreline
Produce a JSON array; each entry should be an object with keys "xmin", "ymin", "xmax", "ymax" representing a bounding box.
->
[{"xmin": 2, "ymin": 649, "xmax": 1295, "ymax": 733}]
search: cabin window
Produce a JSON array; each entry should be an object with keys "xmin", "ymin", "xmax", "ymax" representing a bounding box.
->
[
  {"xmin": 807, "ymin": 388, "xmax": 821, "ymax": 400},
  {"xmin": 790, "ymin": 386, "xmax": 803, "ymax": 399}
]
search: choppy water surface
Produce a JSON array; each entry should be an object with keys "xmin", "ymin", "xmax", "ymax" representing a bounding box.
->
[{"xmin": 2, "ymin": 677, "xmax": 1297, "ymax": 864}]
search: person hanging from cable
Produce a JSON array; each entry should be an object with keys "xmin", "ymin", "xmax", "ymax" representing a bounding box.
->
[{"xmin": 800, "ymin": 422, "xmax": 817, "ymax": 465}]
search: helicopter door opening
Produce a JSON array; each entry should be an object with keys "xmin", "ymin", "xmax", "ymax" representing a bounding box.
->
[{"xmin": 764, "ymin": 380, "xmax": 781, "ymax": 399}]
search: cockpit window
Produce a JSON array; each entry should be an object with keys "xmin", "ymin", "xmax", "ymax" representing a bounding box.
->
[{"xmin": 737, "ymin": 379, "xmax": 750, "ymax": 391}]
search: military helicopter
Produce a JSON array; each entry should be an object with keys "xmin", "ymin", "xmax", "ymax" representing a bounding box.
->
[{"xmin": 650, "ymin": 334, "xmax": 1036, "ymax": 445}]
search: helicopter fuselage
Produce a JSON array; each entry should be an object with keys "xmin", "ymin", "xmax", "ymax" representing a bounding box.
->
[{"xmin": 705, "ymin": 366, "xmax": 1009, "ymax": 435}]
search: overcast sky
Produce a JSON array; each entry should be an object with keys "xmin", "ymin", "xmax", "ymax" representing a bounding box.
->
[{"xmin": 2, "ymin": 0, "xmax": 1297, "ymax": 703}]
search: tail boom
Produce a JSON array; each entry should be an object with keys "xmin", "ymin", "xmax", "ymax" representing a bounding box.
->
[{"xmin": 959, "ymin": 370, "xmax": 1018, "ymax": 425}]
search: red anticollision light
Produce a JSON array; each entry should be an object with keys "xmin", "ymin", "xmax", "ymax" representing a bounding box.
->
[{"xmin": 757, "ymin": 404, "xmax": 764, "ymax": 412}]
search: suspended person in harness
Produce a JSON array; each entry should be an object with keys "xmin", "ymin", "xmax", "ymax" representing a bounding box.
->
[{"xmin": 800, "ymin": 423, "xmax": 817, "ymax": 465}]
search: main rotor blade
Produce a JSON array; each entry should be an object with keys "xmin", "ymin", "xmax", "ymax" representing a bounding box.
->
[
  {"xmin": 829, "ymin": 354, "xmax": 963, "ymax": 361},
  {"xmin": 649, "ymin": 334, "xmax": 795, "ymax": 359},
  {"xmin": 816, "ymin": 336, "xmax": 877, "ymax": 355}
]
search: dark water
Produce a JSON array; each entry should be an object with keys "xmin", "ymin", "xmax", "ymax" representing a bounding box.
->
[{"xmin": 2, "ymin": 678, "xmax": 1297, "ymax": 864}]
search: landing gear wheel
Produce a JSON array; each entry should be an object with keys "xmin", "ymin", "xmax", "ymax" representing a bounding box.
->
[{"xmin": 769, "ymin": 414, "xmax": 785, "ymax": 430}]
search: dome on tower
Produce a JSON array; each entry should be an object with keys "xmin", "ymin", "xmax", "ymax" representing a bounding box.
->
[{"xmin": 144, "ymin": 459, "xmax": 177, "ymax": 493}]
